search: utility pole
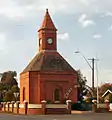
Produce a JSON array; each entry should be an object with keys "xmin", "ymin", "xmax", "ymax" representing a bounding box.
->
[
  {"xmin": 88, "ymin": 58, "xmax": 98, "ymax": 91},
  {"xmin": 92, "ymin": 58, "xmax": 95, "ymax": 91},
  {"xmin": 75, "ymin": 51, "xmax": 99, "ymax": 97}
]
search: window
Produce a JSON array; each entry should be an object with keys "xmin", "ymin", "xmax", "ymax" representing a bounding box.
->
[
  {"xmin": 23, "ymin": 87, "xmax": 25, "ymax": 101},
  {"xmin": 54, "ymin": 89, "xmax": 60, "ymax": 101}
]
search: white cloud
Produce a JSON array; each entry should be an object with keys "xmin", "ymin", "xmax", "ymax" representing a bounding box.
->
[
  {"xmin": 0, "ymin": 0, "xmax": 24, "ymax": 19},
  {"xmin": 0, "ymin": 33, "xmax": 6, "ymax": 40},
  {"xmin": 0, "ymin": 0, "xmax": 112, "ymax": 20},
  {"xmin": 93, "ymin": 34, "xmax": 102, "ymax": 39},
  {"xmin": 106, "ymin": 12, "xmax": 112, "ymax": 16},
  {"xmin": 0, "ymin": 36, "xmax": 37, "ymax": 75},
  {"xmin": 0, "ymin": 0, "xmax": 41, "ymax": 20},
  {"xmin": 100, "ymin": 12, "xmax": 112, "ymax": 17},
  {"xmin": 78, "ymin": 14, "xmax": 95, "ymax": 27},
  {"xmin": 108, "ymin": 25, "xmax": 112, "ymax": 30},
  {"xmin": 82, "ymin": 20, "xmax": 95, "ymax": 27},
  {"xmin": 0, "ymin": 33, "xmax": 7, "ymax": 52},
  {"xmin": 78, "ymin": 14, "xmax": 86, "ymax": 22},
  {"xmin": 57, "ymin": 33, "xmax": 69, "ymax": 40}
]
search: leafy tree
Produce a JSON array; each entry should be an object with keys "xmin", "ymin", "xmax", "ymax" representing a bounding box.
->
[
  {"xmin": 1, "ymin": 71, "xmax": 18, "ymax": 87},
  {"xmin": 77, "ymin": 70, "xmax": 87, "ymax": 102},
  {"xmin": 92, "ymin": 83, "xmax": 112, "ymax": 103},
  {"xmin": 0, "ymin": 71, "xmax": 19, "ymax": 102},
  {"xmin": 109, "ymin": 94, "xmax": 112, "ymax": 103},
  {"xmin": 11, "ymin": 85, "xmax": 19, "ymax": 93},
  {"xmin": 77, "ymin": 70, "xmax": 87, "ymax": 90},
  {"xmin": 0, "ymin": 83, "xmax": 9, "ymax": 91},
  {"xmin": 11, "ymin": 71, "xmax": 17, "ymax": 77},
  {"xmin": 3, "ymin": 90, "xmax": 15, "ymax": 102},
  {"xmin": 98, "ymin": 83, "xmax": 112, "ymax": 97}
]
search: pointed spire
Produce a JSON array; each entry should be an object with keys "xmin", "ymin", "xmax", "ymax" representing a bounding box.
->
[{"xmin": 38, "ymin": 9, "xmax": 57, "ymax": 31}]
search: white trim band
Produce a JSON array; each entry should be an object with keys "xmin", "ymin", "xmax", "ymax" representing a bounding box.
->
[
  {"xmin": 46, "ymin": 104, "xmax": 66, "ymax": 108},
  {"xmin": 28, "ymin": 104, "xmax": 42, "ymax": 109},
  {"xmin": 19, "ymin": 104, "xmax": 24, "ymax": 108}
]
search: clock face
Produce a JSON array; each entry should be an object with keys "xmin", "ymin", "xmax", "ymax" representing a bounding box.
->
[
  {"xmin": 47, "ymin": 38, "xmax": 53, "ymax": 44},
  {"xmin": 39, "ymin": 39, "xmax": 42, "ymax": 45}
]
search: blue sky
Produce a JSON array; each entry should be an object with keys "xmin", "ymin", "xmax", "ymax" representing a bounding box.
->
[{"xmin": 0, "ymin": 0, "xmax": 112, "ymax": 86}]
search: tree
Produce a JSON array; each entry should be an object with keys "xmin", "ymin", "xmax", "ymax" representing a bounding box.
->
[
  {"xmin": 11, "ymin": 85, "xmax": 19, "ymax": 93},
  {"xmin": 92, "ymin": 83, "xmax": 112, "ymax": 103},
  {"xmin": 98, "ymin": 83, "xmax": 112, "ymax": 97},
  {"xmin": 3, "ymin": 90, "xmax": 14, "ymax": 102},
  {"xmin": 1, "ymin": 71, "xmax": 18, "ymax": 87},
  {"xmin": 0, "ymin": 83, "xmax": 9, "ymax": 91},
  {"xmin": 77, "ymin": 70, "xmax": 87, "ymax": 90},
  {"xmin": 77, "ymin": 70, "xmax": 87, "ymax": 102},
  {"xmin": 109, "ymin": 94, "xmax": 112, "ymax": 103},
  {"xmin": 0, "ymin": 71, "xmax": 19, "ymax": 102}
]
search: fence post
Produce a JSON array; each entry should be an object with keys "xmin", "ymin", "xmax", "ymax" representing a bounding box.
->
[
  {"xmin": 0, "ymin": 102, "xmax": 3, "ymax": 111},
  {"xmin": 66, "ymin": 100, "xmax": 72, "ymax": 114},
  {"xmin": 41, "ymin": 100, "xmax": 47, "ymax": 115},
  {"xmin": 3, "ymin": 102, "xmax": 6, "ymax": 112},
  {"xmin": 7, "ymin": 102, "xmax": 10, "ymax": 111},
  {"xmin": 105, "ymin": 100, "xmax": 110, "ymax": 112},
  {"xmin": 92, "ymin": 100, "xmax": 97, "ymax": 112},
  {"xmin": 11, "ymin": 101, "xmax": 15, "ymax": 113},
  {"xmin": 16, "ymin": 101, "xmax": 20, "ymax": 114},
  {"xmin": 24, "ymin": 101, "xmax": 28, "ymax": 115}
]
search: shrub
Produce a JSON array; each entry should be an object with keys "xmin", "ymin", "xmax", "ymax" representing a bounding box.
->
[{"xmin": 109, "ymin": 94, "xmax": 112, "ymax": 103}]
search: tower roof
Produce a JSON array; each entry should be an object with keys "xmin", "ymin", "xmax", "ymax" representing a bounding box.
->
[{"xmin": 38, "ymin": 9, "xmax": 57, "ymax": 31}]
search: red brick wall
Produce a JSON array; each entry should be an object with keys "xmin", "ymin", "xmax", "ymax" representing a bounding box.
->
[
  {"xmin": 27, "ymin": 71, "xmax": 77, "ymax": 104},
  {"xmin": 27, "ymin": 108, "xmax": 42, "ymax": 115},
  {"xmin": 20, "ymin": 72, "xmax": 30, "ymax": 103},
  {"xmin": 19, "ymin": 108, "xmax": 25, "ymax": 114},
  {"xmin": 29, "ymin": 72, "xmax": 40, "ymax": 104},
  {"xmin": 13, "ymin": 108, "xmax": 17, "ymax": 113}
]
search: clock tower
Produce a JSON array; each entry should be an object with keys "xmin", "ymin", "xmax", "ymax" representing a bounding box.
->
[
  {"xmin": 38, "ymin": 9, "xmax": 57, "ymax": 51},
  {"xmin": 20, "ymin": 9, "xmax": 78, "ymax": 110}
]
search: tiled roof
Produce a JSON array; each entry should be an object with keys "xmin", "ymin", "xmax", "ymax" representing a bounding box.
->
[
  {"xmin": 22, "ymin": 51, "xmax": 44, "ymax": 73},
  {"xmin": 22, "ymin": 51, "xmax": 76, "ymax": 73}
]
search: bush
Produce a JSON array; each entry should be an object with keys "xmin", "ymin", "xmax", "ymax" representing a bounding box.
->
[
  {"xmin": 85, "ymin": 97, "xmax": 92, "ymax": 103},
  {"xmin": 47, "ymin": 100, "xmax": 52, "ymax": 104},
  {"xmin": 71, "ymin": 102, "xmax": 82, "ymax": 110},
  {"xmin": 109, "ymin": 94, "xmax": 112, "ymax": 103},
  {"xmin": 71, "ymin": 102, "xmax": 92, "ymax": 111}
]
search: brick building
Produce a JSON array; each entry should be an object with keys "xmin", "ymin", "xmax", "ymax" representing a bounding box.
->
[{"xmin": 20, "ymin": 9, "xmax": 78, "ymax": 105}]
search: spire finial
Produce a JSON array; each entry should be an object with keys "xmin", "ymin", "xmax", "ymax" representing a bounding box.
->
[
  {"xmin": 38, "ymin": 8, "xmax": 57, "ymax": 32},
  {"xmin": 46, "ymin": 8, "xmax": 48, "ymax": 12}
]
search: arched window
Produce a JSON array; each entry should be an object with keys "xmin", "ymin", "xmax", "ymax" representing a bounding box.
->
[
  {"xmin": 23, "ymin": 87, "xmax": 25, "ymax": 101},
  {"xmin": 54, "ymin": 89, "xmax": 60, "ymax": 101}
]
